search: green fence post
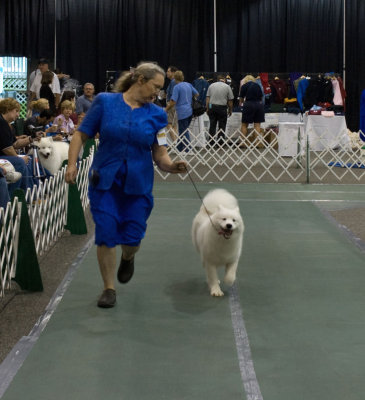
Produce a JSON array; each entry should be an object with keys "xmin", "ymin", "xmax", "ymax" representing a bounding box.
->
[
  {"xmin": 65, "ymin": 182, "xmax": 87, "ymax": 235},
  {"xmin": 62, "ymin": 160, "xmax": 88, "ymax": 235},
  {"xmin": 12, "ymin": 189, "xmax": 43, "ymax": 292}
]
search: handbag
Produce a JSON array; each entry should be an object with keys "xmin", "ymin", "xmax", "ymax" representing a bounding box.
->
[{"xmin": 192, "ymin": 96, "xmax": 206, "ymax": 117}]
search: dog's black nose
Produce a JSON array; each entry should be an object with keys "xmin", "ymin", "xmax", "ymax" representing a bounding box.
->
[{"xmin": 226, "ymin": 223, "xmax": 232, "ymax": 229}]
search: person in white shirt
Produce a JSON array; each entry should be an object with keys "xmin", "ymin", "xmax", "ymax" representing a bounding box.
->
[
  {"xmin": 29, "ymin": 58, "xmax": 61, "ymax": 109},
  {"xmin": 206, "ymin": 74, "xmax": 234, "ymax": 147}
]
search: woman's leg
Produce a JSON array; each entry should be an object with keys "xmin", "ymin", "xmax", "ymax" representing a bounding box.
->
[
  {"xmin": 239, "ymin": 122, "xmax": 249, "ymax": 147},
  {"xmin": 121, "ymin": 244, "xmax": 140, "ymax": 260},
  {"xmin": 253, "ymin": 123, "xmax": 261, "ymax": 134},
  {"xmin": 97, "ymin": 245, "xmax": 117, "ymax": 290}
]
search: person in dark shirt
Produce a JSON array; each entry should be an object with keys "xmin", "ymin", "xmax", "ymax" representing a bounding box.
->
[
  {"xmin": 239, "ymin": 75, "xmax": 265, "ymax": 147},
  {"xmin": 24, "ymin": 109, "xmax": 55, "ymax": 137},
  {"xmin": 0, "ymin": 98, "xmax": 34, "ymax": 194},
  {"xmin": 40, "ymin": 70, "xmax": 56, "ymax": 114}
]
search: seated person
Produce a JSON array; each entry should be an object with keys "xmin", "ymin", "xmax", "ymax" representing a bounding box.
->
[
  {"xmin": 54, "ymin": 100, "xmax": 75, "ymax": 140},
  {"xmin": 0, "ymin": 98, "xmax": 35, "ymax": 194},
  {"xmin": 57, "ymin": 90, "xmax": 78, "ymax": 125},
  {"xmin": 24, "ymin": 109, "xmax": 55, "ymax": 137},
  {"xmin": 76, "ymin": 82, "xmax": 95, "ymax": 116},
  {"xmin": 27, "ymin": 98, "xmax": 49, "ymax": 118}
]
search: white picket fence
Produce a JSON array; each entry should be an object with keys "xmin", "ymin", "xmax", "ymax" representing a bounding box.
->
[
  {"xmin": 0, "ymin": 147, "xmax": 95, "ymax": 297},
  {"xmin": 158, "ymin": 122, "xmax": 365, "ymax": 184},
  {"xmin": 0, "ymin": 199, "xmax": 21, "ymax": 296}
]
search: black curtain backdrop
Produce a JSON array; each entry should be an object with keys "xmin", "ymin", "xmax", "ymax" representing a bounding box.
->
[
  {"xmin": 216, "ymin": 0, "xmax": 343, "ymax": 76},
  {"xmin": 0, "ymin": 0, "xmax": 54, "ymax": 58},
  {"xmin": 55, "ymin": 0, "xmax": 213, "ymax": 93},
  {"xmin": 0, "ymin": 0, "xmax": 364, "ymax": 130},
  {"xmin": 346, "ymin": 0, "xmax": 365, "ymax": 131}
]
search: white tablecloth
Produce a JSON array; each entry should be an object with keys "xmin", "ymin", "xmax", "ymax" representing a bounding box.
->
[
  {"xmin": 222, "ymin": 112, "xmax": 302, "ymax": 139},
  {"xmin": 304, "ymin": 115, "xmax": 350, "ymax": 151},
  {"xmin": 188, "ymin": 114, "xmax": 209, "ymax": 147},
  {"xmin": 188, "ymin": 112, "xmax": 304, "ymax": 147},
  {"xmin": 278, "ymin": 122, "xmax": 305, "ymax": 156}
]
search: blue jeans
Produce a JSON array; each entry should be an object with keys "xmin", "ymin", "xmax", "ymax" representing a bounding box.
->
[
  {"xmin": 0, "ymin": 174, "xmax": 10, "ymax": 208},
  {"xmin": 0, "ymin": 156, "xmax": 35, "ymax": 196},
  {"xmin": 177, "ymin": 115, "xmax": 192, "ymax": 152}
]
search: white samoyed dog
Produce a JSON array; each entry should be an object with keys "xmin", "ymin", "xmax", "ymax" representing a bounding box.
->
[
  {"xmin": 192, "ymin": 188, "xmax": 244, "ymax": 297},
  {"xmin": 36, "ymin": 137, "xmax": 69, "ymax": 175}
]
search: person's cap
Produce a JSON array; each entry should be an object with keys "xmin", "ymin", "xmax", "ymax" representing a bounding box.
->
[{"xmin": 38, "ymin": 58, "xmax": 49, "ymax": 65}]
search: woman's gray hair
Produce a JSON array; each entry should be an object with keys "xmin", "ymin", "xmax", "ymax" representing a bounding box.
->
[{"xmin": 114, "ymin": 62, "xmax": 165, "ymax": 93}]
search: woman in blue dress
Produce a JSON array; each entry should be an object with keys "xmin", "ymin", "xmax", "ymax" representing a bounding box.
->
[{"xmin": 65, "ymin": 62, "xmax": 187, "ymax": 308}]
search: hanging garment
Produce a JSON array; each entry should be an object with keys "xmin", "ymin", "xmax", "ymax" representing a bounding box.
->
[
  {"xmin": 259, "ymin": 72, "xmax": 271, "ymax": 95},
  {"xmin": 289, "ymin": 72, "xmax": 302, "ymax": 97},
  {"xmin": 296, "ymin": 78, "xmax": 310, "ymax": 111},
  {"xmin": 337, "ymin": 77, "xmax": 347, "ymax": 111},
  {"xmin": 319, "ymin": 77, "xmax": 334, "ymax": 104},
  {"xmin": 269, "ymin": 78, "xmax": 288, "ymax": 103},
  {"xmin": 332, "ymin": 79, "xmax": 343, "ymax": 106},
  {"xmin": 303, "ymin": 78, "xmax": 322, "ymax": 110},
  {"xmin": 294, "ymin": 76, "xmax": 305, "ymax": 93}
]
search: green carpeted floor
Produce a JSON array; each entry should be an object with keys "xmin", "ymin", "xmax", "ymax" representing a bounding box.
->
[{"xmin": 2, "ymin": 183, "xmax": 365, "ymax": 400}]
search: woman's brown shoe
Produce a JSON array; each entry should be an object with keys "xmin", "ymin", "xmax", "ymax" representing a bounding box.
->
[
  {"xmin": 97, "ymin": 289, "xmax": 116, "ymax": 308},
  {"xmin": 117, "ymin": 257, "xmax": 135, "ymax": 283}
]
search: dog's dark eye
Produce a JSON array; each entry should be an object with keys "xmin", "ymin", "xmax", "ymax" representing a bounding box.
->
[
  {"xmin": 233, "ymin": 219, "xmax": 236, "ymax": 222},
  {"xmin": 223, "ymin": 218, "xmax": 226, "ymax": 221}
]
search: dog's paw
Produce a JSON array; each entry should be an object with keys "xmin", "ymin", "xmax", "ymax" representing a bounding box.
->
[
  {"xmin": 210, "ymin": 285, "xmax": 224, "ymax": 297},
  {"xmin": 224, "ymin": 273, "xmax": 236, "ymax": 287}
]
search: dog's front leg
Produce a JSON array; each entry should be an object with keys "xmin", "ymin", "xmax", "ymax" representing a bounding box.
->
[
  {"xmin": 224, "ymin": 262, "xmax": 238, "ymax": 286},
  {"xmin": 204, "ymin": 263, "xmax": 224, "ymax": 296}
]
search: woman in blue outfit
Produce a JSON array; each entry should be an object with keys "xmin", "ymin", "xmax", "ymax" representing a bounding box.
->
[{"xmin": 65, "ymin": 62, "xmax": 187, "ymax": 308}]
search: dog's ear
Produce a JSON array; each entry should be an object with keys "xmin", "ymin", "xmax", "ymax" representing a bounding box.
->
[{"xmin": 234, "ymin": 206, "xmax": 240, "ymax": 213}]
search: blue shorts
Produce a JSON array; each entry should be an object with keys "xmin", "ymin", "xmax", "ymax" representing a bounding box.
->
[
  {"xmin": 89, "ymin": 179, "xmax": 153, "ymax": 248},
  {"xmin": 241, "ymin": 101, "xmax": 265, "ymax": 123}
]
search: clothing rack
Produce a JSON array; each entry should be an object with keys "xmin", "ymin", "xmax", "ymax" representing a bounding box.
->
[{"xmin": 194, "ymin": 72, "xmax": 342, "ymax": 83}]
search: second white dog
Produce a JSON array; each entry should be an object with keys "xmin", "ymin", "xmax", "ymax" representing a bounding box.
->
[
  {"xmin": 192, "ymin": 188, "xmax": 244, "ymax": 297},
  {"xmin": 36, "ymin": 137, "xmax": 69, "ymax": 175}
]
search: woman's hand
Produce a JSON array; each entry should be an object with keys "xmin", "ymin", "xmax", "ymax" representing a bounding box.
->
[
  {"xmin": 152, "ymin": 143, "xmax": 187, "ymax": 174},
  {"xmin": 65, "ymin": 130, "xmax": 88, "ymax": 184},
  {"xmin": 168, "ymin": 160, "xmax": 188, "ymax": 174}
]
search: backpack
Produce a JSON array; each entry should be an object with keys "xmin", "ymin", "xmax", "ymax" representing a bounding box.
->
[{"xmin": 192, "ymin": 97, "xmax": 206, "ymax": 117}]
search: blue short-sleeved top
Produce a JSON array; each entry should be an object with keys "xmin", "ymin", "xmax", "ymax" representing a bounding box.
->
[
  {"xmin": 79, "ymin": 92, "xmax": 167, "ymax": 195},
  {"xmin": 171, "ymin": 82, "xmax": 198, "ymax": 120}
]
